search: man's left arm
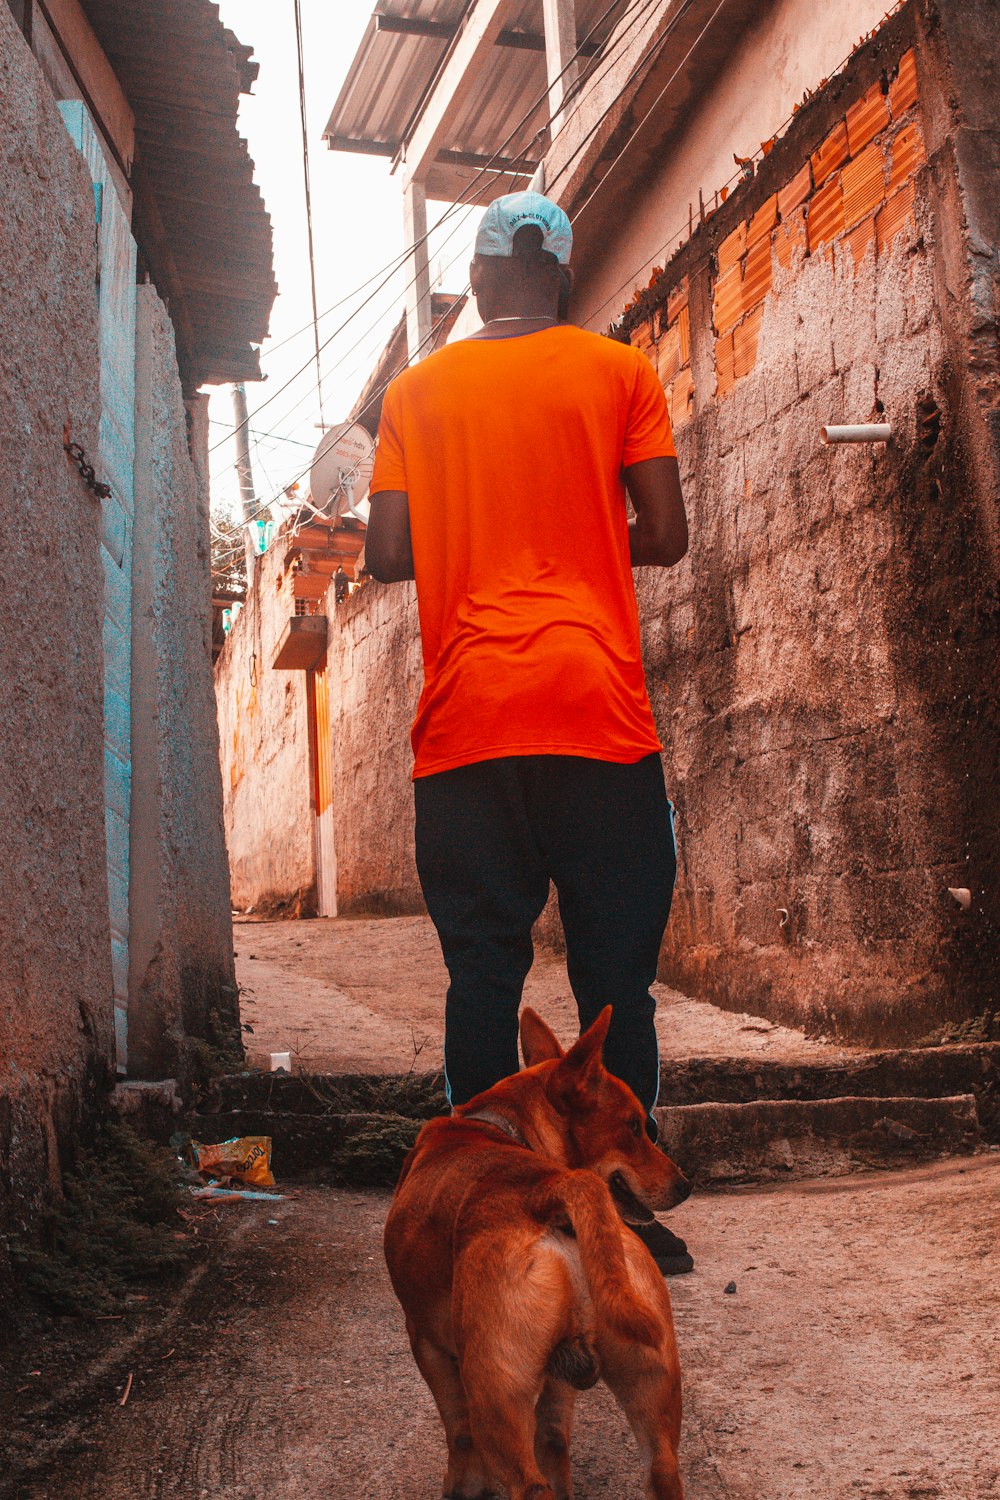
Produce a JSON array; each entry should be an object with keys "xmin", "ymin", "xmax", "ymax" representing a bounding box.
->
[
  {"xmin": 625, "ymin": 456, "xmax": 688, "ymax": 567},
  {"xmin": 365, "ymin": 490, "xmax": 415, "ymax": 582}
]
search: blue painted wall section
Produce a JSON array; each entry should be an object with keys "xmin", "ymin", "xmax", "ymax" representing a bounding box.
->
[{"xmin": 58, "ymin": 102, "xmax": 137, "ymax": 1073}]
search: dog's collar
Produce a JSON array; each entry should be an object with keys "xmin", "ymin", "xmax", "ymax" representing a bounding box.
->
[{"xmin": 461, "ymin": 1107, "xmax": 530, "ymax": 1149}]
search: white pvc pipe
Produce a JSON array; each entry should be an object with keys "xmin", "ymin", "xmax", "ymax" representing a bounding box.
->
[{"xmin": 820, "ymin": 423, "xmax": 892, "ymax": 445}]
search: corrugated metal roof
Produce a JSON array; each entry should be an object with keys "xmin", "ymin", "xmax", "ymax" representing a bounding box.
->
[
  {"xmin": 82, "ymin": 0, "xmax": 277, "ymax": 388},
  {"xmin": 324, "ymin": 0, "xmax": 632, "ymax": 201}
]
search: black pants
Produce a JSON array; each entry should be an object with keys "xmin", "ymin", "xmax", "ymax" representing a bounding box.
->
[{"xmin": 413, "ymin": 753, "xmax": 676, "ymax": 1122}]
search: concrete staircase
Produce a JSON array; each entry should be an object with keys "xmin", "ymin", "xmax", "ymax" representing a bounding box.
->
[{"xmin": 186, "ymin": 1041, "xmax": 999, "ymax": 1189}]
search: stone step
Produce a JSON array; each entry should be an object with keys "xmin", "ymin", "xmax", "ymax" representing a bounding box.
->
[
  {"xmin": 655, "ymin": 1093, "xmax": 981, "ymax": 1186},
  {"xmin": 193, "ymin": 1041, "xmax": 1000, "ymax": 1120},
  {"xmin": 186, "ymin": 1093, "xmax": 982, "ymax": 1190},
  {"xmin": 656, "ymin": 1043, "xmax": 1000, "ymax": 1108},
  {"xmin": 194, "ymin": 1071, "xmax": 447, "ymax": 1119}
]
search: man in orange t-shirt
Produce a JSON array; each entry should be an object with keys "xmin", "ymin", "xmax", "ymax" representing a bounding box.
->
[{"xmin": 367, "ymin": 193, "xmax": 691, "ymax": 1271}]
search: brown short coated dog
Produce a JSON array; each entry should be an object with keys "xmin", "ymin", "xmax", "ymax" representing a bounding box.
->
[{"xmin": 383, "ymin": 1005, "xmax": 690, "ymax": 1500}]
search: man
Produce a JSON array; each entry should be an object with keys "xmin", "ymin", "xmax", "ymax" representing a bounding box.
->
[{"xmin": 366, "ymin": 192, "xmax": 690, "ymax": 1272}]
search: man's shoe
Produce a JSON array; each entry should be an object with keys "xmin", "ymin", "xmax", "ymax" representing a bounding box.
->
[{"xmin": 630, "ymin": 1219, "xmax": 694, "ymax": 1275}]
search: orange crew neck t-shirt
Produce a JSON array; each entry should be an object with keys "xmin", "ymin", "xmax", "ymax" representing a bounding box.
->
[{"xmin": 369, "ymin": 323, "xmax": 676, "ymax": 779}]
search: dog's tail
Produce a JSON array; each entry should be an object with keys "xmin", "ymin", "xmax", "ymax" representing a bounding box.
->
[{"xmin": 533, "ymin": 1171, "xmax": 661, "ymax": 1350}]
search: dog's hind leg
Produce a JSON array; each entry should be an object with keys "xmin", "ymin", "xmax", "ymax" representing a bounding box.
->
[
  {"xmin": 600, "ymin": 1332, "xmax": 683, "ymax": 1500},
  {"xmin": 597, "ymin": 1244, "xmax": 683, "ymax": 1500},
  {"xmin": 534, "ymin": 1378, "xmax": 577, "ymax": 1500},
  {"xmin": 408, "ymin": 1327, "xmax": 495, "ymax": 1499},
  {"xmin": 464, "ymin": 1380, "xmax": 555, "ymax": 1500}
]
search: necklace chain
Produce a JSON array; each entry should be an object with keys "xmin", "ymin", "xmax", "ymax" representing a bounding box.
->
[{"xmin": 487, "ymin": 315, "xmax": 557, "ymax": 324}]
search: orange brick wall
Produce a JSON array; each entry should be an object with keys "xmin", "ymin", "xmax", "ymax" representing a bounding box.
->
[{"xmin": 629, "ymin": 49, "xmax": 926, "ymax": 406}]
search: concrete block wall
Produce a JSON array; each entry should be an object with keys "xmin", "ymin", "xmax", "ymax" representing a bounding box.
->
[
  {"xmin": 214, "ymin": 543, "xmax": 316, "ymax": 914},
  {"xmin": 618, "ymin": 11, "xmax": 998, "ymax": 1041},
  {"xmin": 0, "ymin": 6, "xmax": 112, "ymax": 1309},
  {"xmin": 326, "ymin": 582, "xmax": 424, "ymax": 914}
]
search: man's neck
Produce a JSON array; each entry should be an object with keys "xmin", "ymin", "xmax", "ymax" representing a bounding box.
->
[{"xmin": 469, "ymin": 312, "xmax": 563, "ymax": 342}]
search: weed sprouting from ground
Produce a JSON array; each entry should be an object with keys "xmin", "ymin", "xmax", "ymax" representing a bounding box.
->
[
  {"xmin": 12, "ymin": 1122, "xmax": 189, "ymax": 1318},
  {"xmin": 187, "ymin": 1006, "xmax": 245, "ymax": 1079},
  {"xmin": 328, "ymin": 1116, "xmax": 422, "ymax": 1186},
  {"xmin": 915, "ymin": 1011, "xmax": 998, "ymax": 1047}
]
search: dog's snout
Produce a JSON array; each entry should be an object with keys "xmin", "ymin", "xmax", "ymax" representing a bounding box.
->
[{"xmin": 668, "ymin": 1170, "xmax": 692, "ymax": 1206}]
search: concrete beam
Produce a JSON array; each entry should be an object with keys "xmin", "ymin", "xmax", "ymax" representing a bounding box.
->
[
  {"xmin": 543, "ymin": 0, "xmax": 578, "ymax": 136},
  {"xmin": 403, "ymin": 178, "xmax": 432, "ymax": 363},
  {"xmin": 401, "ymin": 0, "xmax": 514, "ymax": 190}
]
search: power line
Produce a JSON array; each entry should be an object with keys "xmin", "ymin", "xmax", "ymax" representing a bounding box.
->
[
  {"xmin": 293, "ymin": 0, "xmax": 325, "ymax": 425},
  {"xmin": 566, "ymin": 0, "xmax": 728, "ymax": 223},
  {"xmin": 245, "ymin": 0, "xmax": 652, "ymax": 372},
  {"xmin": 210, "ymin": 419, "xmax": 316, "ymax": 449},
  {"xmin": 208, "ymin": 0, "xmax": 685, "ymax": 558},
  {"xmin": 210, "ymin": 0, "xmax": 730, "ymax": 557},
  {"xmin": 208, "ymin": 0, "xmax": 652, "ymax": 456},
  {"xmin": 213, "ymin": 0, "xmax": 909, "ymax": 572}
]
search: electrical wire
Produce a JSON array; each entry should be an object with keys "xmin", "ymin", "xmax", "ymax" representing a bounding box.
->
[
  {"xmin": 208, "ymin": 0, "xmax": 654, "ymax": 456},
  {"xmin": 293, "ymin": 0, "xmax": 325, "ymax": 425},
  {"xmin": 567, "ymin": 0, "xmax": 727, "ymax": 224},
  {"xmin": 207, "ymin": 192, "xmax": 488, "ymax": 484},
  {"xmin": 212, "ymin": 0, "xmax": 703, "ymax": 549},
  {"xmin": 209, "ymin": 285, "xmax": 465, "ymax": 568},
  {"xmin": 545, "ymin": 0, "xmax": 699, "ymax": 200},
  {"xmin": 212, "ymin": 0, "xmax": 821, "ymax": 557},
  {"xmin": 213, "ymin": 0, "xmax": 909, "ymax": 575},
  {"xmin": 241, "ymin": 0, "xmax": 652, "ymax": 374}
]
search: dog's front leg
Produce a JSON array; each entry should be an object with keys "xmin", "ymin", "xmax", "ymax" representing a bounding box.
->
[{"xmin": 408, "ymin": 1328, "xmax": 495, "ymax": 1498}]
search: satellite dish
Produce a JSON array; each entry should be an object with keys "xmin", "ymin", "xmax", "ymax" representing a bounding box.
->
[{"xmin": 309, "ymin": 421, "xmax": 375, "ymax": 523}]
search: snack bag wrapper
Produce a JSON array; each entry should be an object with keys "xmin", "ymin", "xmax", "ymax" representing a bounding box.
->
[{"xmin": 191, "ymin": 1136, "xmax": 275, "ymax": 1187}]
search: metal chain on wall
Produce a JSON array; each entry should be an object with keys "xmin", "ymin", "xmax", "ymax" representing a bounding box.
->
[{"xmin": 64, "ymin": 439, "xmax": 112, "ymax": 499}]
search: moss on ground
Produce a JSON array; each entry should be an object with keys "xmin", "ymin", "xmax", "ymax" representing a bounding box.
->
[
  {"xmin": 297, "ymin": 1073, "xmax": 447, "ymax": 1119},
  {"xmin": 11, "ymin": 1122, "xmax": 189, "ymax": 1318},
  {"xmin": 915, "ymin": 1011, "xmax": 998, "ymax": 1047}
]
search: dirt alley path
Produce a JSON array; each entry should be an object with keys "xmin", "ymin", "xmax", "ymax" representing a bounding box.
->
[
  {"xmin": 234, "ymin": 914, "xmax": 862, "ymax": 1076},
  {"xmin": 4, "ymin": 1158, "xmax": 998, "ymax": 1500}
]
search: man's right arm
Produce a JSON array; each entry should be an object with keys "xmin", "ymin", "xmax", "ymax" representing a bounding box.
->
[
  {"xmin": 625, "ymin": 456, "xmax": 688, "ymax": 567},
  {"xmin": 365, "ymin": 490, "xmax": 415, "ymax": 582}
]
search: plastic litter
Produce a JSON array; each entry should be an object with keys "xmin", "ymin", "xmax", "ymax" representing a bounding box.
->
[
  {"xmin": 188, "ymin": 1184, "xmax": 285, "ymax": 1202},
  {"xmin": 189, "ymin": 1135, "xmax": 276, "ymax": 1187}
]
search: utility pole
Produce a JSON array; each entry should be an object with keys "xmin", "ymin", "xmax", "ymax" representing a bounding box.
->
[{"xmin": 231, "ymin": 382, "xmax": 258, "ymax": 567}]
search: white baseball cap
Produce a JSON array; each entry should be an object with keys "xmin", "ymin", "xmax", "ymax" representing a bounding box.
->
[{"xmin": 474, "ymin": 191, "xmax": 573, "ymax": 265}]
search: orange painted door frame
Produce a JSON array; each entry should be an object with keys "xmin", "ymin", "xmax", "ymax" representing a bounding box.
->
[{"xmin": 306, "ymin": 661, "xmax": 337, "ymax": 916}]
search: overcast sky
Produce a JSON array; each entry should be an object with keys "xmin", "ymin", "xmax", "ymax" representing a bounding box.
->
[{"xmin": 208, "ymin": 0, "xmax": 478, "ymax": 520}]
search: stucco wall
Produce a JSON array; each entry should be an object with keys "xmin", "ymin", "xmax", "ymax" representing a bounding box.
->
[
  {"xmin": 0, "ymin": 7, "xmax": 112, "ymax": 1305},
  {"xmin": 214, "ymin": 544, "xmax": 316, "ymax": 913},
  {"xmin": 327, "ymin": 582, "xmax": 424, "ymax": 914},
  {"xmin": 127, "ymin": 287, "xmax": 239, "ymax": 1078}
]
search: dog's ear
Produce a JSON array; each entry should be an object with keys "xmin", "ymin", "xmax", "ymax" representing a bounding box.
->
[
  {"xmin": 546, "ymin": 1006, "xmax": 611, "ymax": 1112},
  {"xmin": 520, "ymin": 1008, "xmax": 564, "ymax": 1066}
]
